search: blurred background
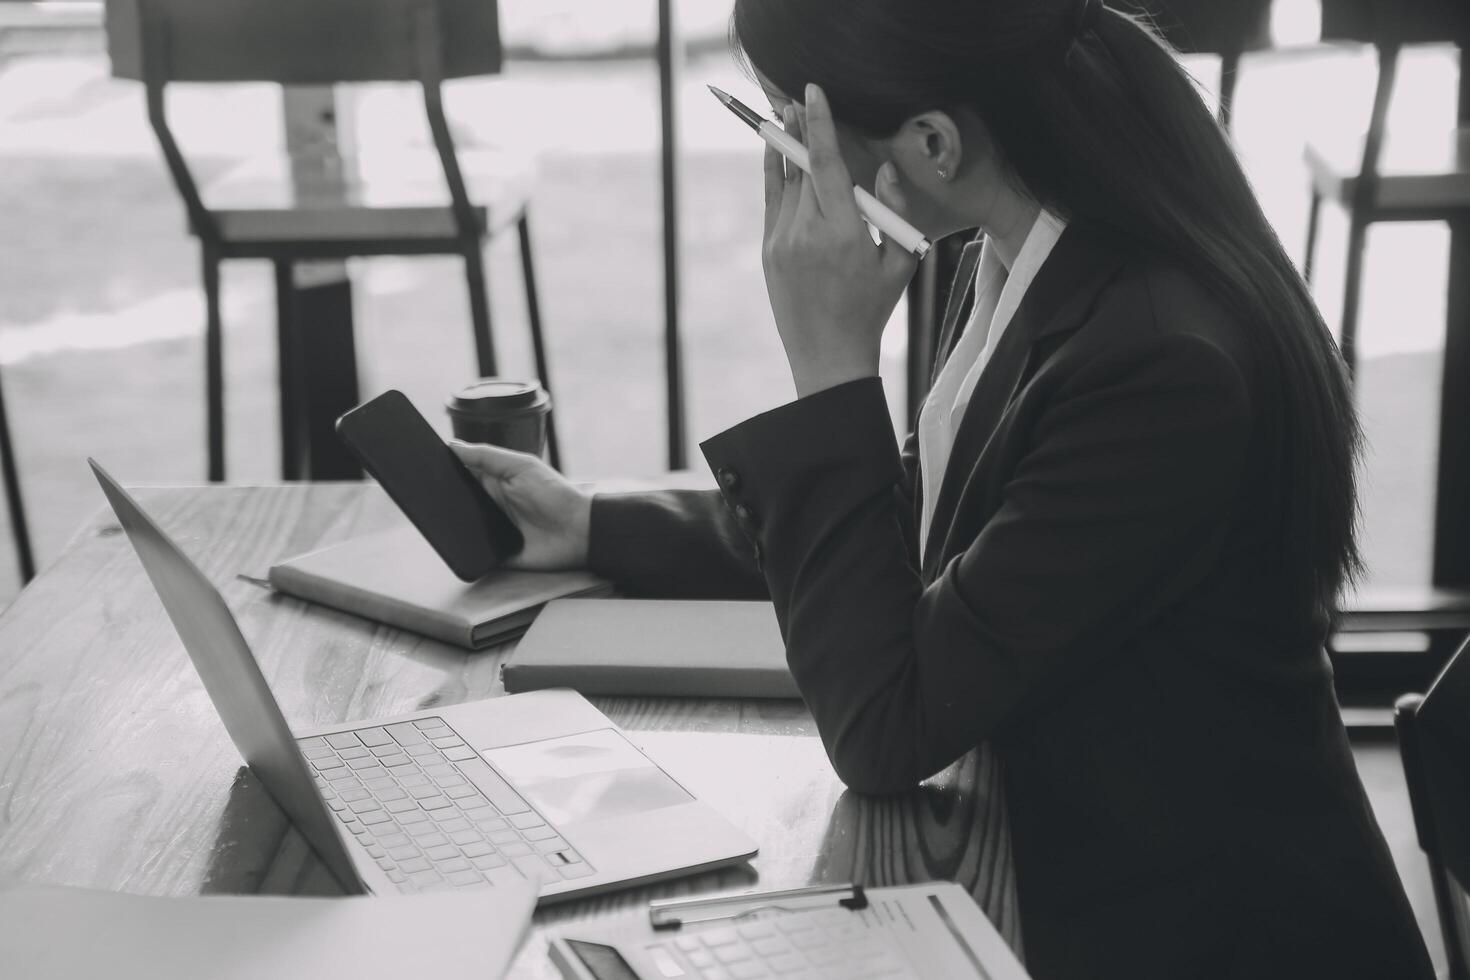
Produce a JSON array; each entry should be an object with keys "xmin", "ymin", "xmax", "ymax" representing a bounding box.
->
[{"xmin": 0, "ymin": 0, "xmax": 1461, "ymax": 608}]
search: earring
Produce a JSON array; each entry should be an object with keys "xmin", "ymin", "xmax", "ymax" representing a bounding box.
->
[{"xmin": 937, "ymin": 167, "xmax": 949, "ymax": 180}]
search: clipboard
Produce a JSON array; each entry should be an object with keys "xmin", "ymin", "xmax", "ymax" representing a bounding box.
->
[{"xmin": 547, "ymin": 881, "xmax": 1032, "ymax": 980}]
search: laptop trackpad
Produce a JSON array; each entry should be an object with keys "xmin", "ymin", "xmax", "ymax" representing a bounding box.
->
[{"xmin": 482, "ymin": 729, "xmax": 691, "ymax": 827}]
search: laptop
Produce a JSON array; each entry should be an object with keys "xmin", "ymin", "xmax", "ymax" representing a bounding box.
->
[{"xmin": 90, "ymin": 460, "xmax": 757, "ymax": 901}]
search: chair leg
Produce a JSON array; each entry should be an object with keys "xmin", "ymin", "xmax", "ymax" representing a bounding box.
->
[
  {"xmin": 1332, "ymin": 43, "xmax": 1397, "ymax": 385},
  {"xmin": 1431, "ymin": 857, "xmax": 1470, "ymax": 980},
  {"xmin": 1339, "ymin": 215, "xmax": 1368, "ymax": 381},
  {"xmin": 274, "ymin": 260, "xmax": 304, "ymax": 481},
  {"xmin": 1303, "ymin": 188, "xmax": 1322, "ymax": 285},
  {"xmin": 202, "ymin": 243, "xmax": 225, "ymax": 482},
  {"xmin": 518, "ymin": 214, "xmax": 561, "ymax": 470},
  {"xmin": 0, "ymin": 366, "xmax": 36, "ymax": 584},
  {"xmin": 463, "ymin": 242, "xmax": 498, "ymax": 378}
]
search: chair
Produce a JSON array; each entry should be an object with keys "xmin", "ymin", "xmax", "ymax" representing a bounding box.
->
[
  {"xmin": 1395, "ymin": 633, "xmax": 1470, "ymax": 979},
  {"xmin": 0, "ymin": 365, "xmax": 35, "ymax": 585},
  {"xmin": 1332, "ymin": 587, "xmax": 1470, "ymax": 723},
  {"xmin": 1299, "ymin": 1, "xmax": 1470, "ymax": 715},
  {"xmin": 1302, "ymin": 0, "xmax": 1470, "ymax": 376},
  {"xmin": 1120, "ymin": 0, "xmax": 1274, "ymax": 128},
  {"xmin": 104, "ymin": 0, "xmax": 560, "ymax": 481}
]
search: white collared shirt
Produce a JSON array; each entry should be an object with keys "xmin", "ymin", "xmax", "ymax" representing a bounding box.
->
[{"xmin": 918, "ymin": 209, "xmax": 1068, "ymax": 561}]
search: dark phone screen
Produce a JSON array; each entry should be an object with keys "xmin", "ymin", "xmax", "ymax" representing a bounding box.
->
[
  {"xmin": 562, "ymin": 941, "xmax": 641, "ymax": 980},
  {"xmin": 336, "ymin": 390, "xmax": 524, "ymax": 581}
]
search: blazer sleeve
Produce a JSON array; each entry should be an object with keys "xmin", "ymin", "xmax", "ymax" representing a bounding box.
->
[
  {"xmin": 587, "ymin": 490, "xmax": 770, "ymax": 599},
  {"xmin": 699, "ymin": 333, "xmax": 1252, "ymax": 794},
  {"xmin": 585, "ymin": 422, "xmax": 924, "ymax": 598}
]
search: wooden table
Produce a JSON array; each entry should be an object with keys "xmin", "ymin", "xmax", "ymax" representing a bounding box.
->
[{"xmin": 0, "ymin": 483, "xmax": 1018, "ymax": 977}]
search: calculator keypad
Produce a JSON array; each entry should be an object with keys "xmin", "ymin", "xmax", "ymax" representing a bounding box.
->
[{"xmin": 641, "ymin": 908, "xmax": 915, "ymax": 980}]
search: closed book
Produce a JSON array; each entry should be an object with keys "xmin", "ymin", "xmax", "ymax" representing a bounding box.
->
[
  {"xmin": 268, "ymin": 526, "xmax": 613, "ymax": 649},
  {"xmin": 502, "ymin": 599, "xmax": 799, "ymax": 699}
]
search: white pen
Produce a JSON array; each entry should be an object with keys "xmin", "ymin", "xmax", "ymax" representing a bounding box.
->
[{"xmin": 708, "ymin": 84, "xmax": 932, "ymax": 260}]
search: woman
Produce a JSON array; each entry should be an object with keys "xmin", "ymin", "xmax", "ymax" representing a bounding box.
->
[{"xmin": 453, "ymin": 1, "xmax": 1434, "ymax": 976}]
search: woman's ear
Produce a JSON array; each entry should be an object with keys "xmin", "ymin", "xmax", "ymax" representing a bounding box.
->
[{"xmin": 896, "ymin": 110, "xmax": 964, "ymax": 182}]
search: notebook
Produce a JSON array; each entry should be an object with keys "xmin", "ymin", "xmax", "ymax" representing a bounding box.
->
[
  {"xmin": 269, "ymin": 526, "xmax": 613, "ymax": 649},
  {"xmin": 502, "ymin": 599, "xmax": 799, "ymax": 699},
  {"xmin": 0, "ymin": 880, "xmax": 536, "ymax": 979}
]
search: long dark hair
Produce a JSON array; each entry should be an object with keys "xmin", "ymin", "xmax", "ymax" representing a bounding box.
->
[{"xmin": 732, "ymin": 0, "xmax": 1362, "ymax": 622}]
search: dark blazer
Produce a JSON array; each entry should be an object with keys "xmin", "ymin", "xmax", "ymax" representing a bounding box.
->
[{"xmin": 587, "ymin": 223, "xmax": 1434, "ymax": 980}]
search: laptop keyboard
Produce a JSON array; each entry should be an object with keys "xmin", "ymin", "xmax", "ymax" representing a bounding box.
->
[
  {"xmin": 639, "ymin": 908, "xmax": 915, "ymax": 980},
  {"xmin": 300, "ymin": 716, "xmax": 594, "ymax": 894}
]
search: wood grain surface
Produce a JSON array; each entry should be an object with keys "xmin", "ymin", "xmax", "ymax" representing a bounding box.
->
[{"xmin": 0, "ymin": 484, "xmax": 1018, "ymax": 977}]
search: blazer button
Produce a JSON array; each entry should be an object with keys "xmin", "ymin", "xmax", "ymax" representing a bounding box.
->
[{"xmin": 717, "ymin": 467, "xmax": 741, "ymax": 492}]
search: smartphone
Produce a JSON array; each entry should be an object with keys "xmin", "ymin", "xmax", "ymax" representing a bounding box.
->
[{"xmin": 335, "ymin": 390, "xmax": 524, "ymax": 581}]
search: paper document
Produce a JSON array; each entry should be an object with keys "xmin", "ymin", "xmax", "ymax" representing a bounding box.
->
[
  {"xmin": 0, "ymin": 881, "xmax": 536, "ymax": 980},
  {"xmin": 550, "ymin": 881, "xmax": 1030, "ymax": 979}
]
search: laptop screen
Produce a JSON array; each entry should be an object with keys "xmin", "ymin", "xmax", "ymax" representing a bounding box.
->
[{"xmin": 89, "ymin": 460, "xmax": 364, "ymax": 893}]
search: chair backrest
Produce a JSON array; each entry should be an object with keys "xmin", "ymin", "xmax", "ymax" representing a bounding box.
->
[
  {"xmin": 1118, "ymin": 0, "xmax": 1274, "ymax": 56},
  {"xmin": 1114, "ymin": 0, "xmax": 1276, "ymax": 129},
  {"xmin": 1398, "ymin": 634, "xmax": 1470, "ymax": 980},
  {"xmin": 1320, "ymin": 0, "xmax": 1470, "ymax": 45},
  {"xmin": 104, "ymin": 0, "xmax": 500, "ymax": 85}
]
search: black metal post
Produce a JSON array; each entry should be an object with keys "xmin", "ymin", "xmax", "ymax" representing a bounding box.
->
[
  {"xmin": 1434, "ymin": 213, "xmax": 1470, "ymax": 589},
  {"xmin": 1431, "ymin": 52, "xmax": 1470, "ymax": 589},
  {"xmin": 291, "ymin": 276, "xmax": 363, "ymax": 481},
  {"xmin": 283, "ymin": 88, "xmax": 363, "ymax": 481},
  {"xmin": 657, "ymin": 0, "xmax": 687, "ymax": 470},
  {"xmin": 0, "ymin": 367, "xmax": 35, "ymax": 583},
  {"xmin": 905, "ymin": 255, "xmax": 938, "ymax": 424},
  {"xmin": 274, "ymin": 260, "xmax": 305, "ymax": 480}
]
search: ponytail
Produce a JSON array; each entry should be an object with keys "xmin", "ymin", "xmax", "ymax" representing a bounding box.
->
[{"xmin": 734, "ymin": 0, "xmax": 1363, "ymax": 617}]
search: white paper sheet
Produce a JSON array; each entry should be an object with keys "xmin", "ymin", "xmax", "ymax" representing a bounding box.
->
[{"xmin": 0, "ymin": 881, "xmax": 536, "ymax": 980}]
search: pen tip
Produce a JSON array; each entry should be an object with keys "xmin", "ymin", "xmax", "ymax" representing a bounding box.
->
[{"xmin": 707, "ymin": 84, "xmax": 730, "ymax": 102}]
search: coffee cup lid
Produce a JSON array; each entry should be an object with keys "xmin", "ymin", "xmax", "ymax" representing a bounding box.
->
[{"xmin": 450, "ymin": 379, "xmax": 543, "ymax": 411}]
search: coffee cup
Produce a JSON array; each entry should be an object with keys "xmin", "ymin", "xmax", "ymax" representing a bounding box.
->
[{"xmin": 446, "ymin": 379, "xmax": 551, "ymax": 457}]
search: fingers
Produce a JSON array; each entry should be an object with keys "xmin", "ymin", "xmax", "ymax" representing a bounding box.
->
[
  {"xmin": 447, "ymin": 440, "xmax": 519, "ymax": 516},
  {"xmin": 873, "ymin": 161, "xmax": 921, "ymax": 281},
  {"xmin": 801, "ymin": 84, "xmax": 859, "ymax": 221},
  {"xmin": 790, "ymin": 104, "xmax": 823, "ymax": 224},
  {"xmin": 783, "ymin": 103, "xmax": 804, "ymax": 173},
  {"xmin": 476, "ymin": 469, "xmax": 514, "ymax": 515},
  {"xmin": 449, "ymin": 439, "xmax": 539, "ymax": 479},
  {"xmin": 762, "ymin": 141, "xmax": 784, "ymax": 240},
  {"xmin": 775, "ymin": 105, "xmax": 803, "ymax": 232}
]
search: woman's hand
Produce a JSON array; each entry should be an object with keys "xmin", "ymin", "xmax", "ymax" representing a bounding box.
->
[
  {"xmin": 763, "ymin": 83, "xmax": 919, "ymax": 398},
  {"xmin": 449, "ymin": 441, "xmax": 592, "ymax": 572}
]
